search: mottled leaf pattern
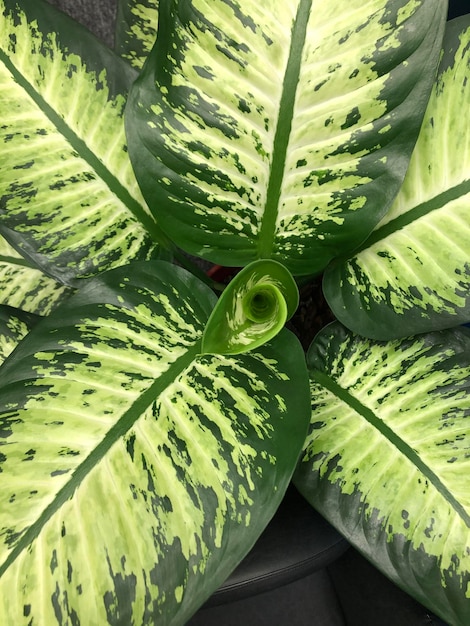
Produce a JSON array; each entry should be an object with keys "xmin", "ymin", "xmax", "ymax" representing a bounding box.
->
[
  {"xmin": 126, "ymin": 0, "xmax": 446, "ymax": 275},
  {"xmin": 324, "ymin": 15, "xmax": 470, "ymax": 339},
  {"xmin": 0, "ymin": 0, "xmax": 162, "ymax": 287},
  {"xmin": 202, "ymin": 259, "xmax": 298, "ymax": 354},
  {"xmin": 115, "ymin": 0, "xmax": 159, "ymax": 69},
  {"xmin": 0, "ymin": 234, "xmax": 72, "ymax": 315},
  {"xmin": 0, "ymin": 306, "xmax": 38, "ymax": 364},
  {"xmin": 0, "ymin": 260, "xmax": 310, "ymax": 625},
  {"xmin": 294, "ymin": 322, "xmax": 470, "ymax": 626}
]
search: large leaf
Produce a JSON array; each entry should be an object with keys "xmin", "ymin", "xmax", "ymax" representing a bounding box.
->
[
  {"xmin": 0, "ymin": 260, "xmax": 311, "ymax": 625},
  {"xmin": 324, "ymin": 15, "xmax": 470, "ymax": 339},
  {"xmin": 0, "ymin": 0, "xmax": 163, "ymax": 287},
  {"xmin": 126, "ymin": 0, "xmax": 447, "ymax": 275},
  {"xmin": 294, "ymin": 322, "xmax": 470, "ymax": 626},
  {"xmin": 0, "ymin": 233, "xmax": 72, "ymax": 315},
  {"xmin": 0, "ymin": 305, "xmax": 38, "ymax": 364},
  {"xmin": 115, "ymin": 0, "xmax": 159, "ymax": 69}
]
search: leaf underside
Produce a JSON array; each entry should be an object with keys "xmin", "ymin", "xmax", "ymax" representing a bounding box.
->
[
  {"xmin": 126, "ymin": 0, "xmax": 446, "ymax": 275},
  {"xmin": 0, "ymin": 0, "xmax": 161, "ymax": 287},
  {"xmin": 0, "ymin": 260, "xmax": 310, "ymax": 625},
  {"xmin": 324, "ymin": 14, "xmax": 470, "ymax": 339},
  {"xmin": 294, "ymin": 322, "xmax": 470, "ymax": 626}
]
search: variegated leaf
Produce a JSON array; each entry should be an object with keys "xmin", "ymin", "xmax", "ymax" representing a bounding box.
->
[
  {"xmin": 324, "ymin": 15, "xmax": 470, "ymax": 339},
  {"xmin": 0, "ymin": 0, "xmax": 163, "ymax": 287},
  {"xmin": 0, "ymin": 305, "xmax": 38, "ymax": 364},
  {"xmin": 0, "ymin": 234, "xmax": 72, "ymax": 315},
  {"xmin": 202, "ymin": 259, "xmax": 298, "ymax": 354},
  {"xmin": 294, "ymin": 322, "xmax": 470, "ymax": 626},
  {"xmin": 115, "ymin": 0, "xmax": 159, "ymax": 69},
  {"xmin": 126, "ymin": 0, "xmax": 446, "ymax": 275},
  {"xmin": 0, "ymin": 260, "xmax": 311, "ymax": 625}
]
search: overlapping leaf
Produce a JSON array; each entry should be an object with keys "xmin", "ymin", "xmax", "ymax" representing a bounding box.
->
[
  {"xmin": 115, "ymin": 0, "xmax": 159, "ymax": 69},
  {"xmin": 0, "ymin": 305, "xmax": 38, "ymax": 364},
  {"xmin": 126, "ymin": 0, "xmax": 447, "ymax": 275},
  {"xmin": 0, "ymin": 0, "xmax": 162, "ymax": 287},
  {"xmin": 0, "ymin": 234, "xmax": 72, "ymax": 315},
  {"xmin": 324, "ymin": 15, "xmax": 470, "ymax": 339},
  {"xmin": 0, "ymin": 260, "xmax": 310, "ymax": 625},
  {"xmin": 294, "ymin": 322, "xmax": 470, "ymax": 626}
]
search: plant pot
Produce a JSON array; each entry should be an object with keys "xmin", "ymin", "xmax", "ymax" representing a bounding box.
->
[{"xmin": 187, "ymin": 485, "xmax": 349, "ymax": 626}]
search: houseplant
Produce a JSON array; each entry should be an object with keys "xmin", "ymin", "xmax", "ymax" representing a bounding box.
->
[{"xmin": 0, "ymin": 0, "xmax": 469, "ymax": 624}]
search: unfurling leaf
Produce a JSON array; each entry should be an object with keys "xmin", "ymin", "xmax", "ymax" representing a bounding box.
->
[{"xmin": 202, "ymin": 259, "xmax": 298, "ymax": 354}]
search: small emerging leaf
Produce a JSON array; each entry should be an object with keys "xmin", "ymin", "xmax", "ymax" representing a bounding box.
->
[{"xmin": 202, "ymin": 259, "xmax": 298, "ymax": 354}]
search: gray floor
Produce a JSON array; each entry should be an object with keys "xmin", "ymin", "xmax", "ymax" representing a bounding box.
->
[{"xmin": 47, "ymin": 0, "xmax": 117, "ymax": 47}]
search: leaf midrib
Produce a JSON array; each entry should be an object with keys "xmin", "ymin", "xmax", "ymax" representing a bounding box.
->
[
  {"xmin": 0, "ymin": 254, "xmax": 35, "ymax": 269},
  {"xmin": 257, "ymin": 0, "xmax": 312, "ymax": 259},
  {"xmin": 311, "ymin": 368, "xmax": 470, "ymax": 528},
  {"xmin": 0, "ymin": 343, "xmax": 200, "ymax": 579}
]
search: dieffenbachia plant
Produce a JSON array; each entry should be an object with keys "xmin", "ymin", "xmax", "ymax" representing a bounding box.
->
[{"xmin": 0, "ymin": 0, "xmax": 469, "ymax": 624}]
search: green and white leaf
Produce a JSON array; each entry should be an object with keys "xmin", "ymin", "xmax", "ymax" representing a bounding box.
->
[
  {"xmin": 202, "ymin": 259, "xmax": 298, "ymax": 354},
  {"xmin": 324, "ymin": 15, "xmax": 470, "ymax": 339},
  {"xmin": 126, "ymin": 0, "xmax": 446, "ymax": 275},
  {"xmin": 294, "ymin": 322, "xmax": 470, "ymax": 626},
  {"xmin": 0, "ymin": 234, "xmax": 72, "ymax": 315},
  {"xmin": 0, "ymin": 305, "xmax": 39, "ymax": 364},
  {"xmin": 0, "ymin": 0, "xmax": 163, "ymax": 287},
  {"xmin": 115, "ymin": 0, "xmax": 159, "ymax": 69},
  {"xmin": 0, "ymin": 260, "xmax": 310, "ymax": 625}
]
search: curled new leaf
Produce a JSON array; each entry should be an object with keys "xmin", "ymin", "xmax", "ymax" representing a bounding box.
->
[{"xmin": 202, "ymin": 260, "xmax": 298, "ymax": 355}]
